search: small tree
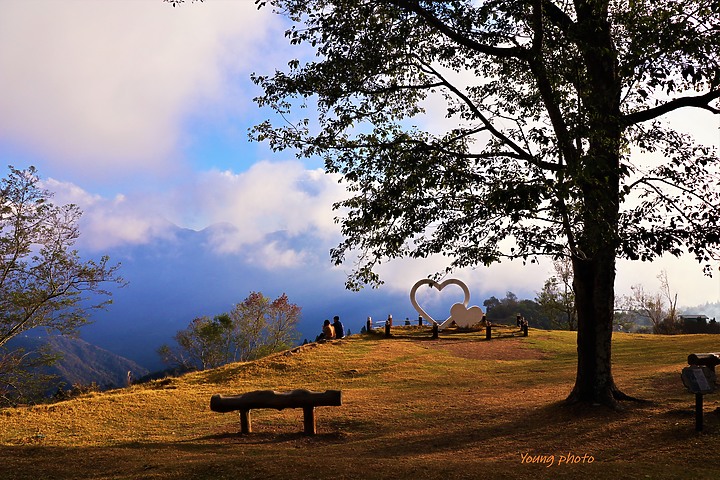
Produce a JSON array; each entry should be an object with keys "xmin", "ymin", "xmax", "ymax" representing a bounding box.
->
[
  {"xmin": 1, "ymin": 166, "xmax": 123, "ymax": 404},
  {"xmin": 229, "ymin": 291, "xmax": 270, "ymax": 362},
  {"xmin": 158, "ymin": 314, "xmax": 234, "ymax": 371},
  {"xmin": 536, "ymin": 259, "xmax": 576, "ymax": 330},
  {"xmin": 229, "ymin": 292, "xmax": 302, "ymax": 360},
  {"xmin": 159, "ymin": 292, "xmax": 301, "ymax": 370},
  {"xmin": 263, "ymin": 293, "xmax": 302, "ymax": 354},
  {"xmin": 0, "ymin": 345, "xmax": 60, "ymax": 406},
  {"xmin": 623, "ymin": 270, "xmax": 679, "ymax": 334}
]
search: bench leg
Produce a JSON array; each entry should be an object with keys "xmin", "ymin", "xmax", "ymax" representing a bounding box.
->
[
  {"xmin": 240, "ymin": 409, "xmax": 252, "ymax": 434},
  {"xmin": 303, "ymin": 407, "xmax": 316, "ymax": 435}
]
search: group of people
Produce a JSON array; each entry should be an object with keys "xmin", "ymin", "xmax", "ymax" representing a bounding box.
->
[{"xmin": 318, "ymin": 315, "xmax": 345, "ymax": 341}]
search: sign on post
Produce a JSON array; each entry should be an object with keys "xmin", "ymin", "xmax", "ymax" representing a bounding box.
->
[
  {"xmin": 681, "ymin": 365, "xmax": 716, "ymax": 432},
  {"xmin": 681, "ymin": 365, "xmax": 716, "ymax": 394}
]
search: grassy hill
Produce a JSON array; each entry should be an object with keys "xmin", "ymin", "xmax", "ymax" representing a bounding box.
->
[{"xmin": 1, "ymin": 326, "xmax": 719, "ymax": 479}]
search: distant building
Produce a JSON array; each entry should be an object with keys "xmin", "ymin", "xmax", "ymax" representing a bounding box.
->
[{"xmin": 680, "ymin": 314, "xmax": 719, "ymax": 334}]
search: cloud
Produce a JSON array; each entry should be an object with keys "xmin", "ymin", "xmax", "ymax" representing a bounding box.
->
[
  {"xmin": 43, "ymin": 160, "xmax": 348, "ymax": 265},
  {"xmin": 177, "ymin": 161, "xmax": 347, "ymax": 250},
  {"xmin": 0, "ymin": 0, "xmax": 280, "ymax": 180},
  {"xmin": 43, "ymin": 178, "xmax": 175, "ymax": 250}
]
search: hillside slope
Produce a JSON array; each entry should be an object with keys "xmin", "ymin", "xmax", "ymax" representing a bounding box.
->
[
  {"xmin": 1, "ymin": 327, "xmax": 719, "ymax": 480},
  {"xmin": 8, "ymin": 334, "xmax": 149, "ymax": 390}
]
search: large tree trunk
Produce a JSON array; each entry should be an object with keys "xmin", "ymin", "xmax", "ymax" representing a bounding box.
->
[
  {"xmin": 564, "ymin": 5, "xmax": 632, "ymax": 408},
  {"xmin": 567, "ymin": 250, "xmax": 622, "ymax": 406}
]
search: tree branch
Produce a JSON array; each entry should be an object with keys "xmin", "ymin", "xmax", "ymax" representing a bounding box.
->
[
  {"xmin": 623, "ymin": 89, "xmax": 720, "ymax": 126},
  {"xmin": 414, "ymin": 56, "xmax": 562, "ymax": 171},
  {"xmin": 389, "ymin": 0, "xmax": 529, "ymax": 59}
]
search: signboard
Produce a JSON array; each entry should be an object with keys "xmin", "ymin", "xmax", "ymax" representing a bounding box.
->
[{"xmin": 681, "ymin": 366, "xmax": 716, "ymax": 394}]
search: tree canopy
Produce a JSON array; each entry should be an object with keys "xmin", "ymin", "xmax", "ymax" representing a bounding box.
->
[
  {"xmin": 251, "ymin": 0, "xmax": 720, "ymax": 407},
  {"xmin": 1, "ymin": 166, "xmax": 123, "ymax": 404}
]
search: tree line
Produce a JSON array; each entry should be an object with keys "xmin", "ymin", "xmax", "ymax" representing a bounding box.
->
[{"xmin": 497, "ymin": 260, "xmax": 718, "ymax": 335}]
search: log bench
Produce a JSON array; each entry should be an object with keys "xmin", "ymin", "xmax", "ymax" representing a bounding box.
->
[
  {"xmin": 688, "ymin": 353, "xmax": 720, "ymax": 373},
  {"xmin": 210, "ymin": 389, "xmax": 342, "ymax": 435}
]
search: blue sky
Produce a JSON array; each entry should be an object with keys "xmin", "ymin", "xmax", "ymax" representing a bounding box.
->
[{"xmin": 1, "ymin": 0, "xmax": 720, "ymax": 359}]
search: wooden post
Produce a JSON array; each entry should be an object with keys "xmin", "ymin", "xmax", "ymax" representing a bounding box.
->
[
  {"xmin": 367, "ymin": 317, "xmax": 372, "ymax": 332},
  {"xmin": 418, "ymin": 316, "xmax": 423, "ymax": 326},
  {"xmin": 303, "ymin": 407, "xmax": 316, "ymax": 435},
  {"xmin": 486, "ymin": 324, "xmax": 491, "ymax": 340},
  {"xmin": 522, "ymin": 323, "xmax": 528, "ymax": 337},
  {"xmin": 240, "ymin": 409, "xmax": 252, "ymax": 434},
  {"xmin": 432, "ymin": 323, "xmax": 439, "ymax": 339},
  {"xmin": 695, "ymin": 393, "xmax": 704, "ymax": 432},
  {"xmin": 385, "ymin": 321, "xmax": 391, "ymax": 337}
]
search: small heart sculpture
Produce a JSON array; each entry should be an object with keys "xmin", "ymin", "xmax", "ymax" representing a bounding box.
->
[
  {"xmin": 409, "ymin": 279, "xmax": 470, "ymax": 325},
  {"xmin": 449, "ymin": 303, "xmax": 485, "ymax": 328}
]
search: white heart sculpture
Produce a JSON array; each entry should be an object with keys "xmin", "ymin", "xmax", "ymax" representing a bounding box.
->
[
  {"xmin": 449, "ymin": 303, "xmax": 485, "ymax": 328},
  {"xmin": 410, "ymin": 278, "xmax": 470, "ymax": 327}
]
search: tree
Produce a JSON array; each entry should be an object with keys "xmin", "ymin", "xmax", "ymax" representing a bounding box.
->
[
  {"xmin": 229, "ymin": 291, "xmax": 301, "ymax": 360},
  {"xmin": 482, "ymin": 291, "xmax": 548, "ymax": 327},
  {"xmin": 1, "ymin": 166, "xmax": 123, "ymax": 404},
  {"xmin": 622, "ymin": 270, "xmax": 680, "ymax": 334},
  {"xmin": 536, "ymin": 259, "xmax": 576, "ymax": 330},
  {"xmin": 263, "ymin": 293, "xmax": 303, "ymax": 353},
  {"xmin": 158, "ymin": 314, "xmax": 234, "ymax": 371},
  {"xmin": 252, "ymin": 1, "xmax": 720, "ymax": 407},
  {"xmin": 159, "ymin": 292, "xmax": 301, "ymax": 370}
]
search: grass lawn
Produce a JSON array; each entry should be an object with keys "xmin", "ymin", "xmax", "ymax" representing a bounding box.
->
[{"xmin": 1, "ymin": 326, "xmax": 719, "ymax": 479}]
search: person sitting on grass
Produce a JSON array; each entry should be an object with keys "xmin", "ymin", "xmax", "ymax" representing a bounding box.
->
[
  {"xmin": 318, "ymin": 319, "xmax": 336, "ymax": 341},
  {"xmin": 332, "ymin": 315, "xmax": 345, "ymax": 339}
]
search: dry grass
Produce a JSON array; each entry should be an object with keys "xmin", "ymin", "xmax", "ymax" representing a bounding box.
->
[{"xmin": 1, "ymin": 327, "xmax": 719, "ymax": 479}]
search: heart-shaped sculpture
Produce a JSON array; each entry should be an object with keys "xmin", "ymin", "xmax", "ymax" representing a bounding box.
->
[
  {"xmin": 410, "ymin": 278, "xmax": 471, "ymax": 325},
  {"xmin": 449, "ymin": 303, "xmax": 485, "ymax": 328}
]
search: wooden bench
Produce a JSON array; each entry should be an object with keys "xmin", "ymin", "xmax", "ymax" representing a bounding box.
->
[
  {"xmin": 688, "ymin": 353, "xmax": 720, "ymax": 373},
  {"xmin": 210, "ymin": 389, "xmax": 342, "ymax": 435}
]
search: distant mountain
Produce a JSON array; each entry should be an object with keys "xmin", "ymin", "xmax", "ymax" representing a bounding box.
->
[
  {"xmin": 78, "ymin": 222, "xmax": 409, "ymax": 371},
  {"xmin": 9, "ymin": 334, "xmax": 149, "ymax": 390}
]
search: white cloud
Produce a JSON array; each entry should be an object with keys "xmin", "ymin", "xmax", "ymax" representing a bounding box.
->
[
  {"xmin": 0, "ymin": 0, "xmax": 280, "ymax": 180},
  {"xmin": 44, "ymin": 178, "xmax": 174, "ymax": 250},
  {"xmin": 43, "ymin": 161, "xmax": 348, "ymax": 263},
  {"xmin": 178, "ymin": 161, "xmax": 346, "ymax": 249},
  {"xmin": 247, "ymin": 241, "xmax": 311, "ymax": 269}
]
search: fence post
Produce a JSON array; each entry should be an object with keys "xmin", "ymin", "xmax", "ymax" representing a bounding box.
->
[
  {"xmin": 432, "ymin": 323, "xmax": 439, "ymax": 339},
  {"xmin": 367, "ymin": 317, "xmax": 372, "ymax": 332},
  {"xmin": 486, "ymin": 324, "xmax": 491, "ymax": 340}
]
